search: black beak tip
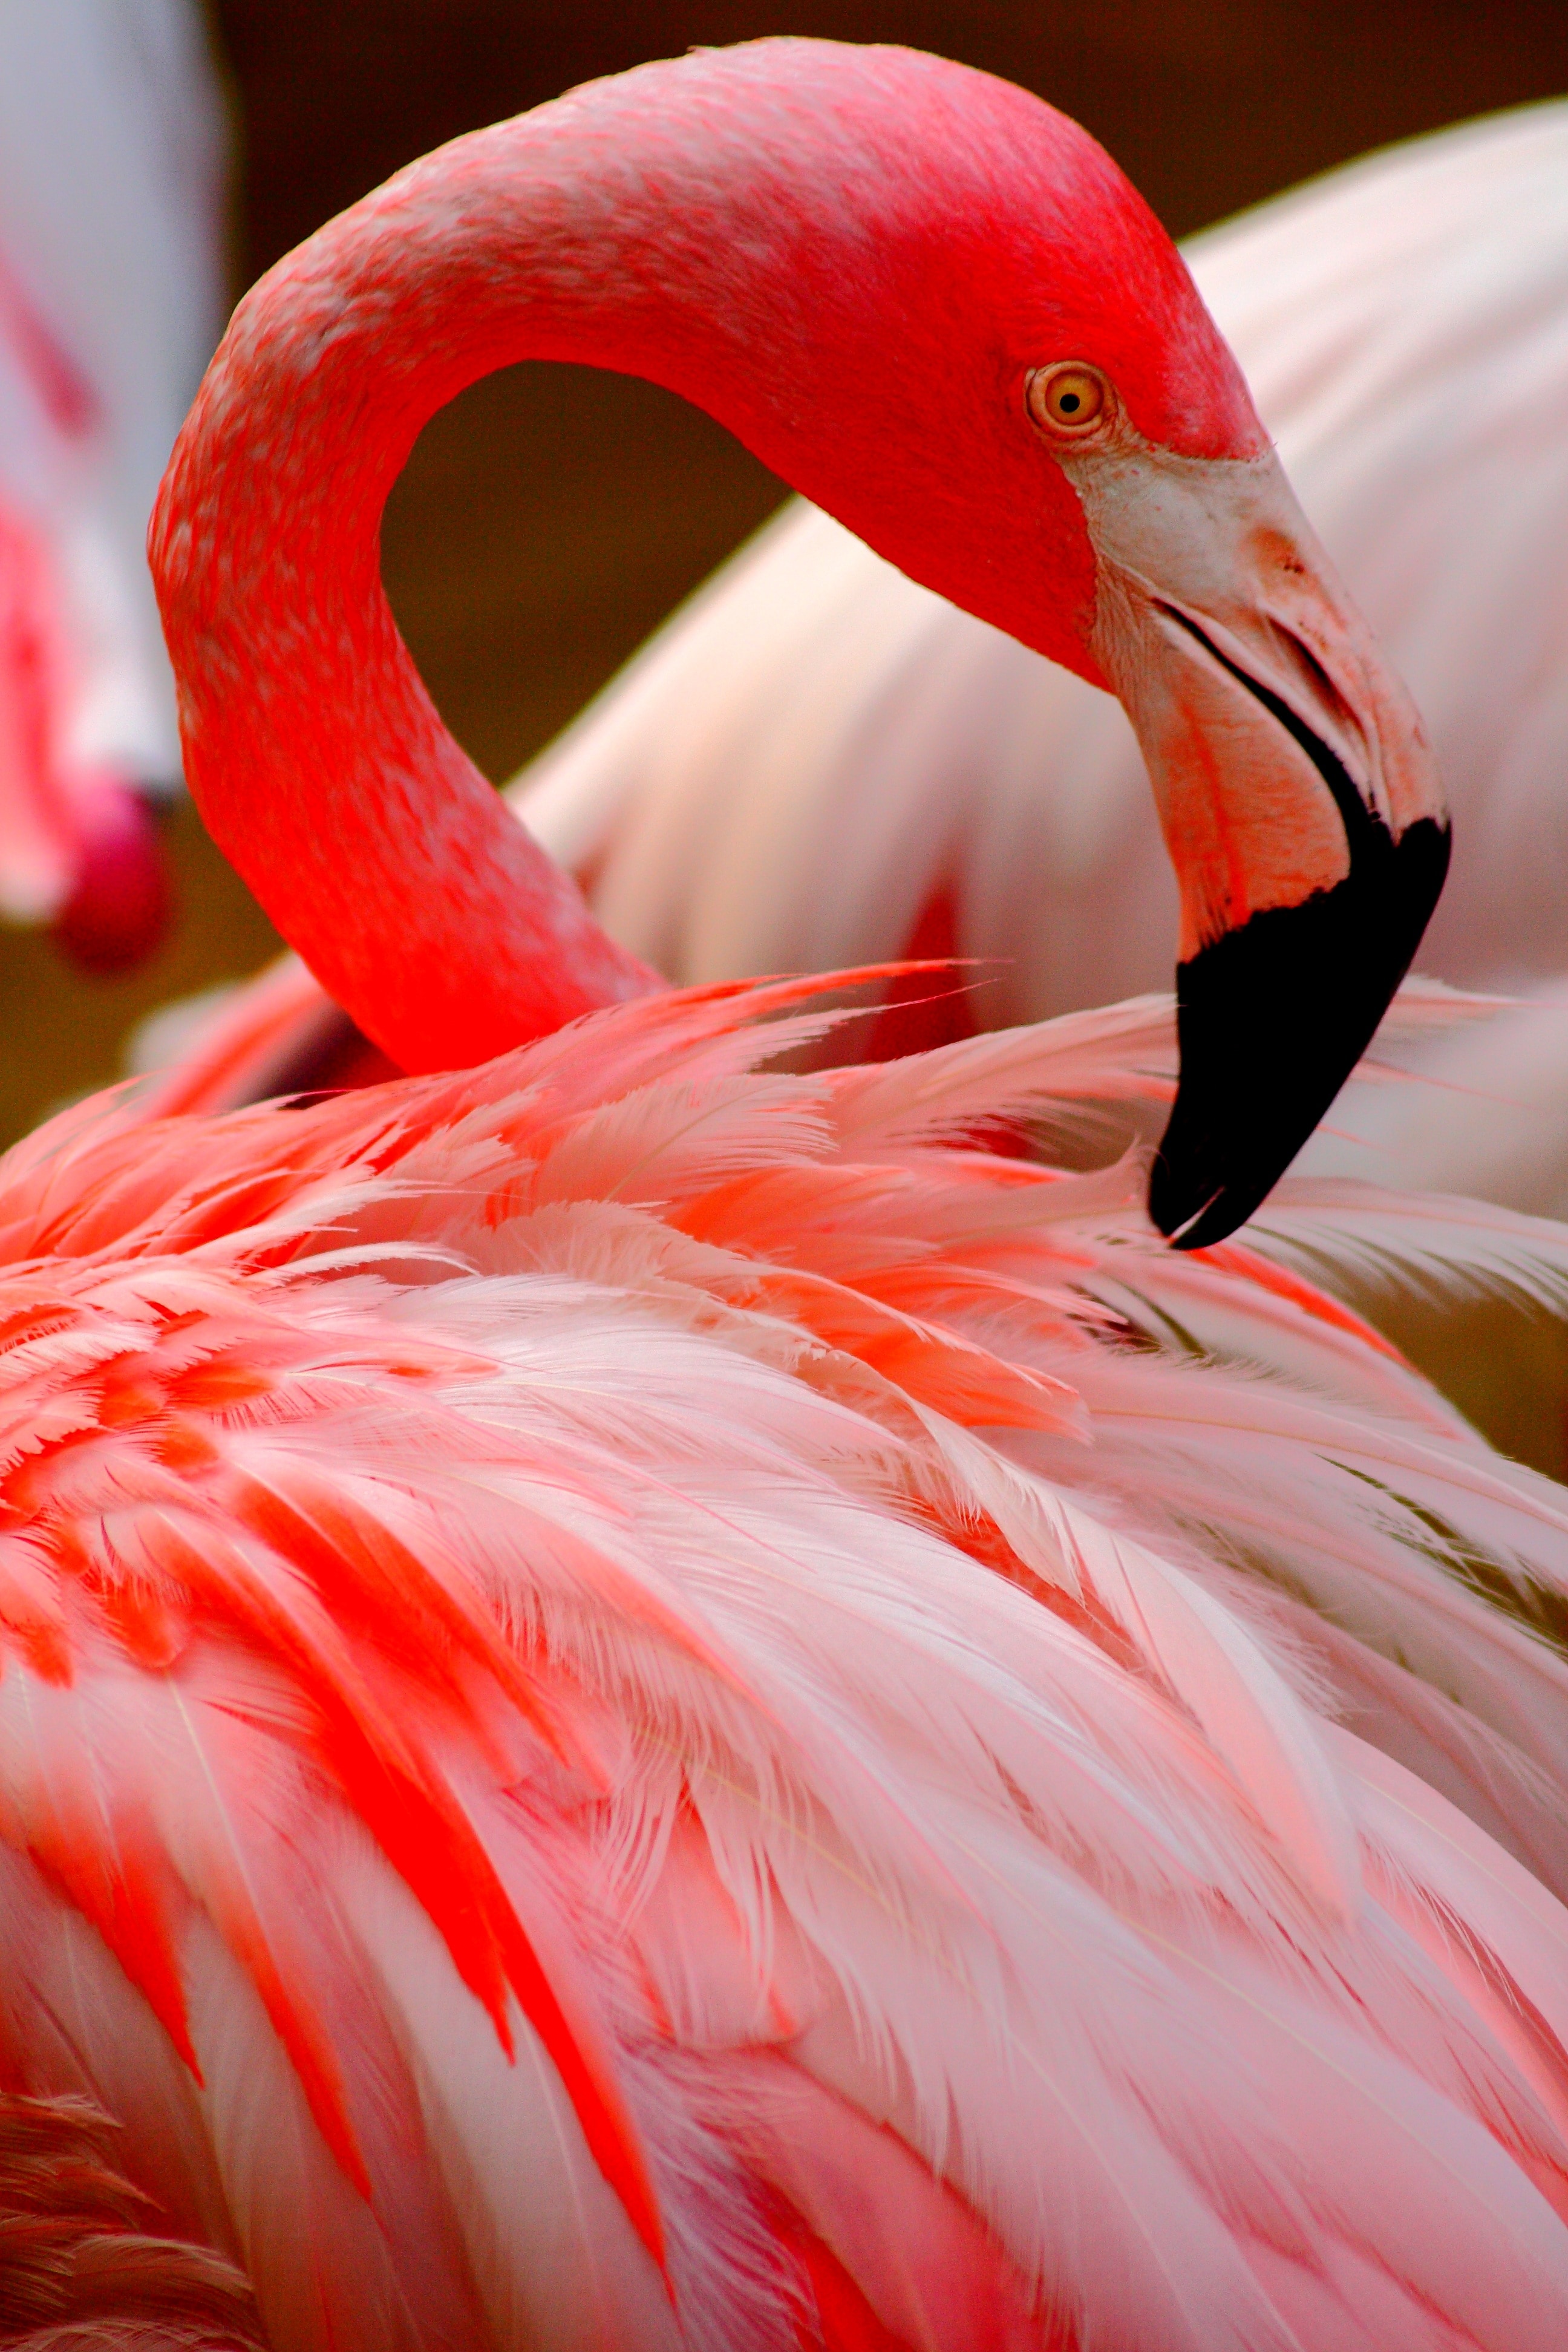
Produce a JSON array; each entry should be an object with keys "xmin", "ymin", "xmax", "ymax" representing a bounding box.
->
[
  {"xmin": 1148, "ymin": 1165, "xmax": 1255, "ymax": 1254},
  {"xmin": 1150, "ymin": 815, "xmax": 1451, "ymax": 1252}
]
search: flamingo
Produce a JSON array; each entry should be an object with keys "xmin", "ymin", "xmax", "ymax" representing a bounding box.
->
[
  {"xmin": 148, "ymin": 96, "xmax": 1568, "ymax": 1170},
  {"xmin": 0, "ymin": 0, "xmax": 224, "ymax": 969},
  {"xmin": 8, "ymin": 37, "xmax": 1568, "ymax": 2344}
]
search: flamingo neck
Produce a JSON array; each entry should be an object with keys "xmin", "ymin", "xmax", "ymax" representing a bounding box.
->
[
  {"xmin": 152, "ymin": 42, "xmax": 1246, "ymax": 1074},
  {"xmin": 152, "ymin": 132, "xmax": 691, "ymax": 1073}
]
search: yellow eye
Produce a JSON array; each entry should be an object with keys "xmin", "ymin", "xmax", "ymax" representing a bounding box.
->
[{"xmin": 1027, "ymin": 363, "xmax": 1109, "ymax": 436}]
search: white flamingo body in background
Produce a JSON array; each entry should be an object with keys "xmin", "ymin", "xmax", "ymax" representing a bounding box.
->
[{"xmin": 0, "ymin": 0, "xmax": 223, "ymax": 965}]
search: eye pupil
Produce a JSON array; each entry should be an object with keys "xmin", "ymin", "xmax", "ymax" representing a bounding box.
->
[{"xmin": 1027, "ymin": 364, "xmax": 1109, "ymax": 437}]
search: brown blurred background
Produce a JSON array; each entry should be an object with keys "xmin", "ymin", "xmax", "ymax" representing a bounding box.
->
[{"xmin": 2, "ymin": 0, "xmax": 1565, "ymax": 1146}]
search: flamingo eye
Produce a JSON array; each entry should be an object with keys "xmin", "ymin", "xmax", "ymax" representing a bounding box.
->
[{"xmin": 1027, "ymin": 363, "xmax": 1109, "ymax": 436}]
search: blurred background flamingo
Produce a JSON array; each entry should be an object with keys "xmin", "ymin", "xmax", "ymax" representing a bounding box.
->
[{"xmin": 0, "ymin": 0, "xmax": 224, "ymax": 975}]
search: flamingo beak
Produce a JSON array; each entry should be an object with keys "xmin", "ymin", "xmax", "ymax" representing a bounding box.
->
[{"xmin": 1067, "ymin": 445, "xmax": 1449, "ymax": 1247}]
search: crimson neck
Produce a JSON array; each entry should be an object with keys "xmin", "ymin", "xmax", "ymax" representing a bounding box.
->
[
  {"xmin": 150, "ymin": 120, "xmax": 697, "ymax": 1073},
  {"xmin": 151, "ymin": 42, "xmax": 1214, "ymax": 1073},
  {"xmin": 155, "ymin": 53, "xmax": 961, "ymax": 1074}
]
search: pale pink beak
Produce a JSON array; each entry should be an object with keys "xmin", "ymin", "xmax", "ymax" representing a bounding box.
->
[{"xmin": 1065, "ymin": 442, "xmax": 1448, "ymax": 1244}]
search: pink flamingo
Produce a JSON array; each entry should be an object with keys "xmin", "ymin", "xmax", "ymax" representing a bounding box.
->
[
  {"xmin": 0, "ymin": 0, "xmax": 223, "ymax": 969},
  {"xmin": 7, "ymin": 40, "xmax": 1568, "ymax": 2345},
  {"xmin": 153, "ymin": 98, "xmax": 1568, "ymax": 1166},
  {"xmin": 152, "ymin": 54, "xmax": 1455, "ymax": 1250}
]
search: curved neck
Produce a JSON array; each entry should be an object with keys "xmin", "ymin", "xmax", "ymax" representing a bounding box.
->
[
  {"xmin": 152, "ymin": 118, "xmax": 709, "ymax": 1072},
  {"xmin": 154, "ymin": 62, "xmax": 935, "ymax": 1075},
  {"xmin": 152, "ymin": 42, "xmax": 1219, "ymax": 1074}
]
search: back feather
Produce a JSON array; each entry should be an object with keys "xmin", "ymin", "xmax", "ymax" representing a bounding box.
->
[{"xmin": 5, "ymin": 976, "xmax": 1568, "ymax": 2346}]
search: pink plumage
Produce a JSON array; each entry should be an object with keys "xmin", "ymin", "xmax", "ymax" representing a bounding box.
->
[{"xmin": 7, "ymin": 978, "xmax": 1568, "ymax": 2344}]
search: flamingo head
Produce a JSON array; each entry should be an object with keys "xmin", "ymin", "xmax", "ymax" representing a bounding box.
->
[
  {"xmin": 151, "ymin": 39, "xmax": 1443, "ymax": 1244},
  {"xmin": 653, "ymin": 42, "xmax": 1449, "ymax": 1246}
]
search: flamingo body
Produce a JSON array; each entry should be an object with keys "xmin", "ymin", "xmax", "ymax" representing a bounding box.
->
[{"xmin": 10, "ymin": 979, "xmax": 1568, "ymax": 2345}]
